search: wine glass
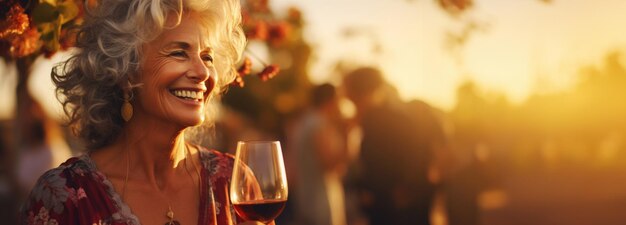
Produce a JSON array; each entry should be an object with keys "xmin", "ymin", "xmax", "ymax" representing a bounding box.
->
[{"xmin": 230, "ymin": 141, "xmax": 288, "ymax": 224}]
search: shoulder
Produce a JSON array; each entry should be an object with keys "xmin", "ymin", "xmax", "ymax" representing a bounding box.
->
[
  {"xmin": 198, "ymin": 146, "xmax": 235, "ymax": 166},
  {"xmin": 27, "ymin": 155, "xmax": 95, "ymax": 203},
  {"xmin": 21, "ymin": 155, "xmax": 96, "ymax": 223},
  {"xmin": 197, "ymin": 146, "xmax": 235, "ymax": 181}
]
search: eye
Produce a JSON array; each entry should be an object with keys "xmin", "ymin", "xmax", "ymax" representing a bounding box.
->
[
  {"xmin": 201, "ymin": 53, "xmax": 213, "ymax": 63},
  {"xmin": 169, "ymin": 50, "xmax": 188, "ymax": 58}
]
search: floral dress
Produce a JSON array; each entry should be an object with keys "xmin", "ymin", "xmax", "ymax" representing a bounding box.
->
[{"xmin": 21, "ymin": 147, "xmax": 242, "ymax": 225}]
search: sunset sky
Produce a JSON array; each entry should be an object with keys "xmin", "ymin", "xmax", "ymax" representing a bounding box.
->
[
  {"xmin": 271, "ymin": 0, "xmax": 626, "ymax": 110},
  {"xmin": 2, "ymin": 0, "xmax": 626, "ymax": 119}
]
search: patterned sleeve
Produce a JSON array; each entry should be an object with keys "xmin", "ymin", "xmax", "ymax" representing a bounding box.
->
[
  {"xmin": 21, "ymin": 157, "xmax": 122, "ymax": 225},
  {"xmin": 20, "ymin": 163, "xmax": 78, "ymax": 225}
]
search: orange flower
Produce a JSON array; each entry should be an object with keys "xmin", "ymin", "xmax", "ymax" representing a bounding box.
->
[
  {"xmin": 232, "ymin": 57, "xmax": 252, "ymax": 87},
  {"xmin": 9, "ymin": 27, "xmax": 41, "ymax": 58},
  {"xmin": 230, "ymin": 63, "xmax": 280, "ymax": 87},
  {"xmin": 268, "ymin": 22, "xmax": 291, "ymax": 46},
  {"xmin": 232, "ymin": 75, "xmax": 245, "ymax": 88},
  {"xmin": 438, "ymin": 0, "xmax": 473, "ymax": 15},
  {"xmin": 249, "ymin": 0, "xmax": 270, "ymax": 13},
  {"xmin": 257, "ymin": 64, "xmax": 280, "ymax": 81},
  {"xmin": 287, "ymin": 7, "xmax": 302, "ymax": 22},
  {"xmin": 0, "ymin": 4, "xmax": 30, "ymax": 39},
  {"xmin": 237, "ymin": 57, "xmax": 252, "ymax": 76},
  {"xmin": 244, "ymin": 20, "xmax": 268, "ymax": 40}
]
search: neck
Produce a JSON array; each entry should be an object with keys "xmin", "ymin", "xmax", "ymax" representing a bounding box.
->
[{"xmin": 120, "ymin": 116, "xmax": 191, "ymax": 191}]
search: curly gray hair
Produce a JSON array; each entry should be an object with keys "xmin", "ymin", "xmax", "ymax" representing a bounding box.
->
[{"xmin": 52, "ymin": 0, "xmax": 246, "ymax": 149}]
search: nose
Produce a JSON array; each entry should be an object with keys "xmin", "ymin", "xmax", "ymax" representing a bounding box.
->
[{"xmin": 185, "ymin": 56, "xmax": 210, "ymax": 83}]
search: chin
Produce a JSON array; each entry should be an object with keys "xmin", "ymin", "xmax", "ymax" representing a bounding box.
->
[
  {"xmin": 172, "ymin": 113, "xmax": 205, "ymax": 128},
  {"xmin": 184, "ymin": 117, "xmax": 205, "ymax": 127}
]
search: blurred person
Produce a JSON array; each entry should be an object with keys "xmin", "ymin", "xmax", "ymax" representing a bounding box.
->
[
  {"xmin": 342, "ymin": 67, "xmax": 440, "ymax": 225},
  {"xmin": 1, "ymin": 120, "xmax": 19, "ymax": 224},
  {"xmin": 290, "ymin": 83, "xmax": 351, "ymax": 225},
  {"xmin": 16, "ymin": 94, "xmax": 72, "ymax": 193},
  {"xmin": 20, "ymin": 0, "xmax": 270, "ymax": 224}
]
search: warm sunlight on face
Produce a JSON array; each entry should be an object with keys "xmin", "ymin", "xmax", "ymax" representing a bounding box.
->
[{"xmin": 136, "ymin": 14, "xmax": 216, "ymax": 128}]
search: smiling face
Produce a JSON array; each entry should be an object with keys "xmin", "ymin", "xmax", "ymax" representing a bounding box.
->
[{"xmin": 133, "ymin": 13, "xmax": 216, "ymax": 129}]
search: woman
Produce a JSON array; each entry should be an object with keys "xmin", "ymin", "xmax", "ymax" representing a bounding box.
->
[
  {"xmin": 21, "ymin": 0, "xmax": 266, "ymax": 224},
  {"xmin": 291, "ymin": 84, "xmax": 350, "ymax": 225}
]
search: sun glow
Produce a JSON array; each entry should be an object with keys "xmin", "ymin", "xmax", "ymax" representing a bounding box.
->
[{"xmin": 271, "ymin": 0, "xmax": 626, "ymax": 110}]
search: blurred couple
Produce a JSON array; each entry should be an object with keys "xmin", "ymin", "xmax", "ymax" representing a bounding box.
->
[{"xmin": 291, "ymin": 67, "xmax": 447, "ymax": 225}]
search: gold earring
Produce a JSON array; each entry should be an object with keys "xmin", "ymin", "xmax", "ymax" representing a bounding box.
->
[{"xmin": 121, "ymin": 92, "xmax": 133, "ymax": 122}]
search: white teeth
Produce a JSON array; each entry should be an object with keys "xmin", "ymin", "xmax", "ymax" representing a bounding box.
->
[{"xmin": 172, "ymin": 90, "xmax": 204, "ymax": 100}]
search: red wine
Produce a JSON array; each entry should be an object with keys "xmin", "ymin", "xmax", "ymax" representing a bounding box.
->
[{"xmin": 233, "ymin": 199, "xmax": 287, "ymax": 223}]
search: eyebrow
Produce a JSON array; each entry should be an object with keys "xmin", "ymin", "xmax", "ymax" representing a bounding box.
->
[
  {"xmin": 164, "ymin": 41, "xmax": 212, "ymax": 53},
  {"xmin": 165, "ymin": 41, "xmax": 191, "ymax": 50}
]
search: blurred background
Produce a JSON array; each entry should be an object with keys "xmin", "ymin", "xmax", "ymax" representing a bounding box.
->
[{"xmin": 2, "ymin": 0, "xmax": 626, "ymax": 224}]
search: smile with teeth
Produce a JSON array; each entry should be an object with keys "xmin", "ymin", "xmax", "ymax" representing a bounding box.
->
[{"xmin": 171, "ymin": 90, "xmax": 205, "ymax": 101}]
